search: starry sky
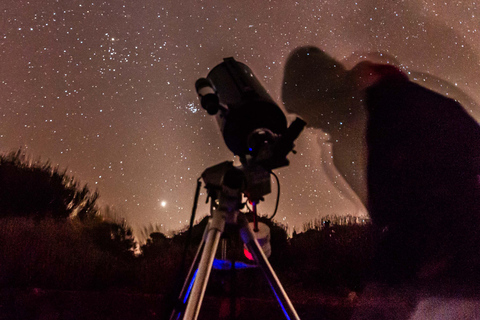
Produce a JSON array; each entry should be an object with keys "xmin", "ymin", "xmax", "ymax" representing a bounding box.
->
[{"xmin": 1, "ymin": 0, "xmax": 479, "ymax": 237}]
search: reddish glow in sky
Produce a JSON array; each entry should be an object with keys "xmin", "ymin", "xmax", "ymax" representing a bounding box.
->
[{"xmin": 1, "ymin": 0, "xmax": 479, "ymax": 236}]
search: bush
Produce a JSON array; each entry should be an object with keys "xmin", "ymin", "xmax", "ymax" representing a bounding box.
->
[
  {"xmin": 0, "ymin": 218, "xmax": 134, "ymax": 290},
  {"xmin": 0, "ymin": 150, "xmax": 98, "ymax": 220},
  {"xmin": 286, "ymin": 221, "xmax": 379, "ymax": 292}
]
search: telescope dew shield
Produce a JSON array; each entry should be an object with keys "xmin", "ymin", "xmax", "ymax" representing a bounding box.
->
[{"xmin": 207, "ymin": 57, "xmax": 288, "ymax": 157}]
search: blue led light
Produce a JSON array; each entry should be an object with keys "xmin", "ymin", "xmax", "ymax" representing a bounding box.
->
[{"xmin": 212, "ymin": 259, "xmax": 256, "ymax": 270}]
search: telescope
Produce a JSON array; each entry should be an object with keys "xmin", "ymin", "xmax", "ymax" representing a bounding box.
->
[
  {"xmin": 170, "ymin": 58, "xmax": 305, "ymax": 320},
  {"xmin": 195, "ymin": 57, "xmax": 306, "ymax": 170}
]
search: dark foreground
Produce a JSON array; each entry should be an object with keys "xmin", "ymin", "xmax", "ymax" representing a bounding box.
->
[
  {"xmin": 2, "ymin": 284, "xmax": 479, "ymax": 320},
  {"xmin": 0, "ymin": 288, "xmax": 357, "ymax": 320}
]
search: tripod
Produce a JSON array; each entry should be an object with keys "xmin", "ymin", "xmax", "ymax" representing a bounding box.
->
[{"xmin": 170, "ymin": 161, "xmax": 301, "ymax": 320}]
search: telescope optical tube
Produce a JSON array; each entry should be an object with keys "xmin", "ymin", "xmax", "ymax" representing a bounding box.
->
[{"xmin": 205, "ymin": 58, "xmax": 288, "ymax": 157}]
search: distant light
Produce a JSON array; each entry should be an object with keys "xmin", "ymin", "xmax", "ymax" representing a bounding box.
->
[{"xmin": 160, "ymin": 200, "xmax": 167, "ymax": 207}]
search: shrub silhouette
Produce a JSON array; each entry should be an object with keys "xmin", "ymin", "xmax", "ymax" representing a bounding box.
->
[
  {"xmin": 0, "ymin": 217, "xmax": 134, "ymax": 290},
  {"xmin": 0, "ymin": 150, "xmax": 98, "ymax": 220},
  {"xmin": 286, "ymin": 220, "xmax": 378, "ymax": 293},
  {"xmin": 83, "ymin": 217, "xmax": 136, "ymax": 260},
  {"xmin": 0, "ymin": 150, "xmax": 137, "ymax": 290}
]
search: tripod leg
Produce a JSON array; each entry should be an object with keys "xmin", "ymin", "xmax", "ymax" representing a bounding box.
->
[
  {"xmin": 238, "ymin": 214, "xmax": 301, "ymax": 320},
  {"xmin": 170, "ymin": 228, "xmax": 207, "ymax": 320},
  {"xmin": 184, "ymin": 209, "xmax": 226, "ymax": 320}
]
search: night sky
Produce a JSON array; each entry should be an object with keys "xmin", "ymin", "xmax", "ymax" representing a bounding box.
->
[{"xmin": 2, "ymin": 0, "xmax": 479, "ymax": 237}]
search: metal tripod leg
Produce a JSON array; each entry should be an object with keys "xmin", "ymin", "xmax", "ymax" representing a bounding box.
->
[
  {"xmin": 183, "ymin": 208, "xmax": 227, "ymax": 320},
  {"xmin": 170, "ymin": 227, "xmax": 207, "ymax": 320},
  {"xmin": 238, "ymin": 214, "xmax": 301, "ymax": 320}
]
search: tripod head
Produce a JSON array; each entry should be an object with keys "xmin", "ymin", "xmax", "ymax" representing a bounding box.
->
[{"xmin": 201, "ymin": 160, "xmax": 271, "ymax": 210}]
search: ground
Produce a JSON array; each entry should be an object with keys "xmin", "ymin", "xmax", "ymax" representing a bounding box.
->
[{"xmin": 2, "ymin": 283, "xmax": 479, "ymax": 320}]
